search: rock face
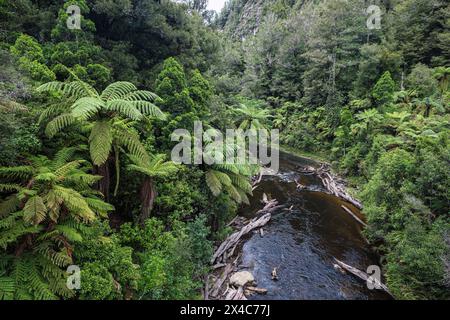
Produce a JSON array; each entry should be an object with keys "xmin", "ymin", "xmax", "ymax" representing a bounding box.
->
[
  {"xmin": 229, "ymin": 271, "xmax": 255, "ymax": 287},
  {"xmin": 222, "ymin": 0, "xmax": 274, "ymax": 39}
]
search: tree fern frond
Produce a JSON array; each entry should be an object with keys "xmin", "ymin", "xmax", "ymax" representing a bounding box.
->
[
  {"xmin": 0, "ymin": 223, "xmax": 41, "ymax": 250},
  {"xmin": 38, "ymin": 104, "xmax": 67, "ymax": 125},
  {"xmin": 54, "ymin": 225, "xmax": 83, "ymax": 243},
  {"xmin": 105, "ymin": 100, "xmax": 143, "ymax": 120},
  {"xmin": 52, "ymin": 186, "xmax": 95, "ymax": 222},
  {"xmin": 64, "ymin": 172, "xmax": 102, "ymax": 187},
  {"xmin": 23, "ymin": 196, "xmax": 47, "ymax": 225},
  {"xmin": 212, "ymin": 170, "xmax": 232, "ymax": 187},
  {"xmin": 229, "ymin": 173, "xmax": 252, "ymax": 194},
  {"xmin": 50, "ymin": 147, "xmax": 79, "ymax": 171},
  {"xmin": 71, "ymin": 97, "xmax": 104, "ymax": 120},
  {"xmin": 84, "ymin": 197, "xmax": 114, "ymax": 217},
  {"xmin": 123, "ymin": 90, "xmax": 159, "ymax": 101},
  {"xmin": 0, "ymin": 184, "xmax": 22, "ymax": 192},
  {"xmin": 114, "ymin": 126, "xmax": 149, "ymax": 162},
  {"xmin": 0, "ymin": 166, "xmax": 33, "ymax": 180},
  {"xmin": 89, "ymin": 121, "xmax": 112, "ymax": 166},
  {"xmin": 205, "ymin": 170, "xmax": 222, "ymax": 196},
  {"xmin": 54, "ymin": 161, "xmax": 82, "ymax": 179},
  {"xmin": 129, "ymin": 101, "xmax": 166, "ymax": 119},
  {"xmin": 0, "ymin": 196, "xmax": 20, "ymax": 218},
  {"xmin": 45, "ymin": 113, "xmax": 77, "ymax": 138},
  {"xmin": 0, "ymin": 277, "xmax": 15, "ymax": 300},
  {"xmin": 237, "ymin": 188, "xmax": 250, "ymax": 205},
  {"xmin": 224, "ymin": 184, "xmax": 242, "ymax": 203},
  {"xmin": 101, "ymin": 81, "xmax": 137, "ymax": 101},
  {"xmin": 37, "ymin": 81, "xmax": 98, "ymax": 100}
]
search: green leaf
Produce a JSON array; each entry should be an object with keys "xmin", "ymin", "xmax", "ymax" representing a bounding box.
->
[
  {"xmin": 23, "ymin": 196, "xmax": 47, "ymax": 225},
  {"xmin": 89, "ymin": 121, "xmax": 112, "ymax": 166}
]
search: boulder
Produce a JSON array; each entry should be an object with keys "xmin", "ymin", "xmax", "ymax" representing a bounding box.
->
[{"xmin": 229, "ymin": 271, "xmax": 255, "ymax": 287}]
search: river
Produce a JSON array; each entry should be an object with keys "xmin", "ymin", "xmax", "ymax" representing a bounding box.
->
[{"xmin": 239, "ymin": 152, "xmax": 390, "ymax": 300}]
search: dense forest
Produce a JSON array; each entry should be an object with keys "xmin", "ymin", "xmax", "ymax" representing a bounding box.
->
[{"xmin": 0, "ymin": 0, "xmax": 448, "ymax": 300}]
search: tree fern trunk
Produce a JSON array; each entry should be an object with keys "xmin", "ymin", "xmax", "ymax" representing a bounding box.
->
[
  {"xmin": 95, "ymin": 160, "xmax": 111, "ymax": 201},
  {"xmin": 139, "ymin": 177, "xmax": 157, "ymax": 225}
]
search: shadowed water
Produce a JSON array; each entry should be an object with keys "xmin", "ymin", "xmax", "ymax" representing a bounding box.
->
[{"xmin": 239, "ymin": 152, "xmax": 390, "ymax": 300}]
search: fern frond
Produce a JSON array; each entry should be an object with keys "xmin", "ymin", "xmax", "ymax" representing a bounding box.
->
[
  {"xmin": 37, "ymin": 81, "xmax": 98, "ymax": 100},
  {"xmin": 0, "ymin": 196, "xmax": 20, "ymax": 218},
  {"xmin": 50, "ymin": 147, "xmax": 78, "ymax": 170},
  {"xmin": 89, "ymin": 121, "xmax": 113, "ymax": 166},
  {"xmin": 38, "ymin": 104, "xmax": 67, "ymax": 125},
  {"xmin": 45, "ymin": 113, "xmax": 77, "ymax": 138},
  {"xmin": 54, "ymin": 160, "xmax": 82, "ymax": 179},
  {"xmin": 225, "ymin": 184, "xmax": 242, "ymax": 203},
  {"xmin": 0, "ymin": 166, "xmax": 33, "ymax": 180},
  {"xmin": 71, "ymin": 97, "xmax": 104, "ymax": 120},
  {"xmin": 101, "ymin": 82, "xmax": 137, "ymax": 101},
  {"xmin": 0, "ymin": 277, "xmax": 15, "ymax": 300},
  {"xmin": 123, "ymin": 90, "xmax": 159, "ymax": 101},
  {"xmin": 229, "ymin": 173, "xmax": 252, "ymax": 194},
  {"xmin": 105, "ymin": 99, "xmax": 143, "ymax": 120},
  {"xmin": 52, "ymin": 186, "xmax": 95, "ymax": 222},
  {"xmin": 0, "ymin": 184, "xmax": 22, "ymax": 192},
  {"xmin": 23, "ymin": 196, "xmax": 47, "ymax": 225},
  {"xmin": 205, "ymin": 170, "xmax": 222, "ymax": 196},
  {"xmin": 114, "ymin": 125, "xmax": 149, "ymax": 163},
  {"xmin": 54, "ymin": 225, "xmax": 83, "ymax": 243},
  {"xmin": 130, "ymin": 101, "xmax": 165, "ymax": 119},
  {"xmin": 84, "ymin": 197, "xmax": 114, "ymax": 217}
]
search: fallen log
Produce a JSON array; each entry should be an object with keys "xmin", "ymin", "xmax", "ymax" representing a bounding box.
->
[
  {"xmin": 333, "ymin": 258, "xmax": 391, "ymax": 295},
  {"xmin": 301, "ymin": 164, "xmax": 363, "ymax": 209},
  {"xmin": 210, "ymin": 199, "xmax": 278, "ymax": 265},
  {"xmin": 341, "ymin": 205, "xmax": 367, "ymax": 227},
  {"xmin": 210, "ymin": 263, "xmax": 234, "ymax": 298},
  {"xmin": 246, "ymin": 286, "xmax": 268, "ymax": 294}
]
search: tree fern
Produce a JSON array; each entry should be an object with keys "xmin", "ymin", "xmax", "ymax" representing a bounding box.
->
[
  {"xmin": 0, "ymin": 152, "xmax": 114, "ymax": 299},
  {"xmin": 38, "ymin": 79, "xmax": 164, "ymax": 198}
]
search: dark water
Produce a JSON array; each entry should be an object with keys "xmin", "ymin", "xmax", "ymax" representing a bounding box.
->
[{"xmin": 239, "ymin": 152, "xmax": 390, "ymax": 300}]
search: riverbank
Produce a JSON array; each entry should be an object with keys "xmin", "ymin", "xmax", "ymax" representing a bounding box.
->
[
  {"xmin": 205, "ymin": 150, "xmax": 393, "ymax": 300},
  {"xmin": 279, "ymin": 145, "xmax": 363, "ymax": 205}
]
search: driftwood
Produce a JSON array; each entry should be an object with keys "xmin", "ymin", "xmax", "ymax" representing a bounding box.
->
[
  {"xmin": 341, "ymin": 205, "xmax": 367, "ymax": 227},
  {"xmin": 301, "ymin": 164, "xmax": 362, "ymax": 209},
  {"xmin": 210, "ymin": 263, "xmax": 234, "ymax": 298},
  {"xmin": 333, "ymin": 258, "xmax": 391, "ymax": 295},
  {"xmin": 246, "ymin": 287, "xmax": 268, "ymax": 294},
  {"xmin": 210, "ymin": 199, "xmax": 279, "ymax": 265},
  {"xmin": 207, "ymin": 197, "xmax": 281, "ymax": 300},
  {"xmin": 225, "ymin": 286, "xmax": 247, "ymax": 300}
]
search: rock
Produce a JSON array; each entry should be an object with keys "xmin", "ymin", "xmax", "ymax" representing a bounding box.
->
[{"xmin": 229, "ymin": 271, "xmax": 255, "ymax": 287}]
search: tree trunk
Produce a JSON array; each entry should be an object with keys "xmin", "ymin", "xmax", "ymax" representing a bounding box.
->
[
  {"xmin": 95, "ymin": 160, "xmax": 111, "ymax": 202},
  {"xmin": 139, "ymin": 177, "xmax": 157, "ymax": 225}
]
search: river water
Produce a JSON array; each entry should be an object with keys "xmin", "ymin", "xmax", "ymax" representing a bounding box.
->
[{"xmin": 239, "ymin": 152, "xmax": 390, "ymax": 300}]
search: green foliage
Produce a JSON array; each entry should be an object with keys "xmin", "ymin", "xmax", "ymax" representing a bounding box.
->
[
  {"xmin": 10, "ymin": 34, "xmax": 55, "ymax": 82},
  {"xmin": 118, "ymin": 218, "xmax": 211, "ymax": 300},
  {"xmin": 372, "ymin": 71, "xmax": 396, "ymax": 107},
  {"xmin": 385, "ymin": 218, "xmax": 449, "ymax": 300},
  {"xmin": 0, "ymin": 149, "xmax": 114, "ymax": 299}
]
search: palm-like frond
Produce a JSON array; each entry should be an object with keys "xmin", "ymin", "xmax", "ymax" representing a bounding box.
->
[
  {"xmin": 89, "ymin": 121, "xmax": 113, "ymax": 166},
  {"xmin": 37, "ymin": 81, "xmax": 98, "ymax": 100},
  {"xmin": 101, "ymin": 81, "xmax": 137, "ymax": 101}
]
